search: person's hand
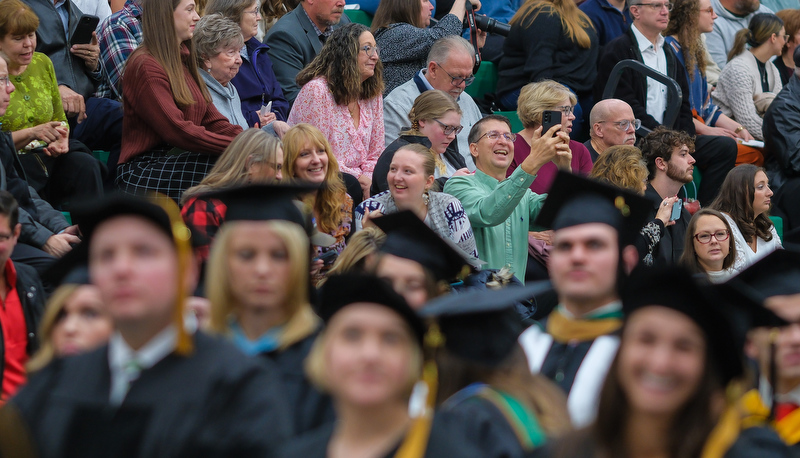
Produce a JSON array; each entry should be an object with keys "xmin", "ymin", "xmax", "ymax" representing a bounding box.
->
[
  {"xmin": 357, "ymin": 174, "xmax": 372, "ymax": 201},
  {"xmin": 468, "ymin": 0, "xmax": 481, "ymax": 10},
  {"xmin": 452, "ymin": 167, "xmax": 471, "ymax": 177},
  {"xmin": 185, "ymin": 296, "xmax": 211, "ymax": 330},
  {"xmin": 70, "ymin": 32, "xmax": 100, "ymax": 72},
  {"xmin": 706, "ymin": 126, "xmax": 737, "ymax": 139},
  {"xmin": 655, "ymin": 196, "xmax": 681, "ymax": 227},
  {"xmin": 257, "ymin": 110, "xmax": 277, "ymax": 127},
  {"xmin": 271, "ymin": 120, "xmax": 290, "ymax": 139},
  {"xmin": 310, "ymin": 259, "xmax": 324, "ymax": 277},
  {"xmin": 552, "ymin": 131, "xmax": 572, "ymax": 170},
  {"xmin": 520, "ymin": 124, "xmax": 567, "ymax": 176},
  {"xmin": 529, "ymin": 230, "xmax": 554, "ymax": 245},
  {"xmin": 63, "ymin": 225, "xmax": 81, "ymax": 236},
  {"xmin": 361, "ymin": 209, "xmax": 383, "ymax": 229},
  {"xmin": 58, "ymin": 85, "xmax": 87, "ymax": 123},
  {"xmin": 474, "ymin": 28, "xmax": 487, "ymax": 50},
  {"xmin": 43, "ymin": 136, "xmax": 69, "ymax": 156},
  {"xmin": 736, "ymin": 127, "xmax": 754, "ymax": 142},
  {"xmin": 43, "ymin": 233, "xmax": 81, "ymax": 257},
  {"xmin": 28, "ymin": 122, "xmax": 66, "ymax": 144}
]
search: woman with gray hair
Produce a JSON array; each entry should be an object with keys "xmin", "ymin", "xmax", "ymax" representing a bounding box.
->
[{"xmin": 193, "ymin": 14, "xmax": 249, "ymax": 129}]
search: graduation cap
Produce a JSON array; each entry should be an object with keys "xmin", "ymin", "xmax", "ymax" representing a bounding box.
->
[
  {"xmin": 371, "ymin": 210, "xmax": 475, "ymax": 283},
  {"xmin": 622, "ymin": 265, "xmax": 744, "ymax": 385},
  {"xmin": 731, "ymin": 249, "xmax": 800, "ymax": 300},
  {"xmin": 200, "ymin": 183, "xmax": 335, "ymax": 247},
  {"xmin": 419, "ymin": 282, "xmax": 552, "ymax": 366},
  {"xmin": 317, "ymin": 272, "xmax": 425, "ymax": 344},
  {"xmin": 534, "ymin": 171, "xmax": 652, "ymax": 245},
  {"xmin": 71, "ymin": 193, "xmax": 195, "ymax": 356}
]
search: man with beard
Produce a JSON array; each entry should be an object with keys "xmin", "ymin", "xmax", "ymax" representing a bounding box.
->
[
  {"xmin": 639, "ymin": 127, "xmax": 695, "ymax": 267},
  {"xmin": 265, "ymin": 0, "xmax": 350, "ymax": 104},
  {"xmin": 585, "ymin": 99, "xmax": 638, "ymax": 162},
  {"xmin": 706, "ymin": 0, "xmax": 774, "ymax": 70}
]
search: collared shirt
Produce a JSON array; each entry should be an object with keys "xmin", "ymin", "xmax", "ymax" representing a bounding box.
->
[
  {"xmin": 631, "ymin": 23, "xmax": 667, "ymax": 124},
  {"xmin": 301, "ymin": 6, "xmax": 332, "ymax": 41},
  {"xmin": 108, "ymin": 326, "xmax": 177, "ymax": 405},
  {"xmin": 556, "ymin": 300, "xmax": 623, "ymax": 320},
  {"xmin": 443, "ymin": 166, "xmax": 547, "ymax": 282},
  {"xmin": 0, "ymin": 259, "xmax": 24, "ymax": 401},
  {"xmin": 760, "ymin": 375, "xmax": 800, "ymax": 406},
  {"xmin": 54, "ymin": 0, "xmax": 70, "ymax": 36},
  {"xmin": 95, "ymin": 0, "xmax": 143, "ymax": 99}
]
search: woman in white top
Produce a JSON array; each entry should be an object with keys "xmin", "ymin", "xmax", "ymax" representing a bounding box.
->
[
  {"xmin": 713, "ymin": 13, "xmax": 785, "ymax": 140},
  {"xmin": 710, "ymin": 164, "xmax": 781, "ymax": 275}
]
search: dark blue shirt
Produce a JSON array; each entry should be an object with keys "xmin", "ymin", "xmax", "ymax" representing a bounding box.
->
[{"xmin": 579, "ymin": 0, "xmax": 632, "ymax": 47}]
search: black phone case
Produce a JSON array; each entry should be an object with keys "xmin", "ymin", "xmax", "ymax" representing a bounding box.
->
[
  {"xmin": 70, "ymin": 15, "xmax": 99, "ymax": 46},
  {"xmin": 541, "ymin": 110, "xmax": 562, "ymax": 136}
]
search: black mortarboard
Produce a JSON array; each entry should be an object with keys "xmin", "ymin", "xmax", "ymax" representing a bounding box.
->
[
  {"xmin": 732, "ymin": 249, "xmax": 800, "ymax": 299},
  {"xmin": 534, "ymin": 171, "xmax": 652, "ymax": 245},
  {"xmin": 419, "ymin": 282, "xmax": 552, "ymax": 366},
  {"xmin": 42, "ymin": 244, "xmax": 91, "ymax": 287},
  {"xmin": 372, "ymin": 211, "xmax": 474, "ymax": 282},
  {"xmin": 317, "ymin": 273, "xmax": 425, "ymax": 344},
  {"xmin": 622, "ymin": 265, "xmax": 744, "ymax": 385},
  {"xmin": 201, "ymin": 183, "xmax": 335, "ymax": 246},
  {"xmin": 72, "ymin": 193, "xmax": 176, "ymax": 243}
]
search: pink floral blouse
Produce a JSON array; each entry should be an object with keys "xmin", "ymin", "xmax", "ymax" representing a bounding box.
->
[{"xmin": 288, "ymin": 77, "xmax": 385, "ymax": 178}]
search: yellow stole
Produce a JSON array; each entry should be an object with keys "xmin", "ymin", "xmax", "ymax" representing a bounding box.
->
[
  {"xmin": 741, "ymin": 389, "xmax": 800, "ymax": 446},
  {"xmin": 546, "ymin": 308, "xmax": 623, "ymax": 344}
]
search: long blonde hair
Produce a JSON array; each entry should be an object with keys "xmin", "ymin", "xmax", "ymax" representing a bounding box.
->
[
  {"xmin": 282, "ymin": 124, "xmax": 348, "ymax": 234},
  {"xmin": 206, "ymin": 220, "xmax": 319, "ymax": 350},
  {"xmin": 511, "ymin": 0, "xmax": 595, "ymax": 49},
  {"xmin": 26, "ymin": 285, "xmax": 80, "ymax": 373},
  {"xmin": 181, "ymin": 129, "xmax": 282, "ymax": 203}
]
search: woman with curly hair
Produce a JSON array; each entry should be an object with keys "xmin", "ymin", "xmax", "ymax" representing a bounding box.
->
[
  {"xmin": 713, "ymin": 13, "xmax": 785, "ymax": 141},
  {"xmin": 282, "ymin": 123, "xmax": 353, "ymax": 284},
  {"xmin": 288, "ymin": 23, "xmax": 385, "ymax": 201},
  {"xmin": 495, "ymin": 0, "xmax": 598, "ymax": 138},
  {"xmin": 665, "ymin": 0, "xmax": 759, "ymax": 162},
  {"xmin": 588, "ymin": 145, "xmax": 648, "ymax": 194},
  {"xmin": 710, "ymin": 164, "xmax": 782, "ymax": 274}
]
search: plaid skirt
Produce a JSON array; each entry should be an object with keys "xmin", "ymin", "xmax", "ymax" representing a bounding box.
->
[{"xmin": 116, "ymin": 150, "xmax": 218, "ymax": 201}]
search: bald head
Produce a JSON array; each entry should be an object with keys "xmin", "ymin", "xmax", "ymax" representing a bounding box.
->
[{"xmin": 589, "ymin": 99, "xmax": 637, "ymax": 153}]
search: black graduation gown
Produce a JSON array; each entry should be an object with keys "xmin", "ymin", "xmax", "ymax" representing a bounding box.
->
[
  {"xmin": 442, "ymin": 396, "xmax": 528, "ymax": 458},
  {"xmin": 9, "ymin": 331, "xmax": 291, "ymax": 458},
  {"xmin": 262, "ymin": 331, "xmax": 335, "ymax": 436},
  {"xmin": 279, "ymin": 412, "xmax": 484, "ymax": 458},
  {"xmin": 529, "ymin": 426, "xmax": 791, "ymax": 458}
]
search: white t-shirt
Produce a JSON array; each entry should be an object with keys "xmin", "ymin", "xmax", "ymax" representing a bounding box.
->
[{"xmin": 722, "ymin": 212, "xmax": 782, "ymax": 276}]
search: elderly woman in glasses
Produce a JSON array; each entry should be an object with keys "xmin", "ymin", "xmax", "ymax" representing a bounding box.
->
[
  {"xmin": 507, "ymin": 81, "xmax": 593, "ymax": 194},
  {"xmin": 371, "ymin": 90, "xmax": 471, "ymax": 196},
  {"xmin": 288, "ymin": 23, "xmax": 385, "ymax": 201}
]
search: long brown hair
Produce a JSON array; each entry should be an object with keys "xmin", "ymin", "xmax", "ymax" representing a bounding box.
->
[
  {"xmin": 132, "ymin": 0, "xmax": 209, "ymax": 106},
  {"xmin": 709, "ymin": 164, "xmax": 774, "ymax": 245},
  {"xmin": 511, "ymin": 0, "xmax": 595, "ymax": 49},
  {"xmin": 727, "ymin": 12, "xmax": 783, "ymax": 61},
  {"xmin": 679, "ymin": 208, "xmax": 736, "ymax": 274},
  {"xmin": 372, "ymin": 0, "xmax": 423, "ymax": 31},
  {"xmin": 296, "ymin": 23, "xmax": 384, "ymax": 105},
  {"xmin": 282, "ymin": 124, "xmax": 348, "ymax": 234},
  {"xmin": 436, "ymin": 345, "xmax": 572, "ymax": 437},
  {"xmin": 665, "ymin": 0, "xmax": 706, "ymax": 80}
]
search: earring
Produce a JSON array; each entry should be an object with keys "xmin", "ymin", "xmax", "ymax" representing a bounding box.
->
[{"xmin": 422, "ymin": 191, "xmax": 430, "ymax": 206}]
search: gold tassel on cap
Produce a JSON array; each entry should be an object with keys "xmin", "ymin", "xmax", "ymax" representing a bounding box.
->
[{"xmin": 152, "ymin": 194, "xmax": 194, "ymax": 356}]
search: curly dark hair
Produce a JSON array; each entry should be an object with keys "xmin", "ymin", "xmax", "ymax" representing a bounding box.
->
[
  {"xmin": 664, "ymin": 0, "xmax": 705, "ymax": 80},
  {"xmin": 638, "ymin": 127, "xmax": 695, "ymax": 181},
  {"xmin": 296, "ymin": 23, "xmax": 384, "ymax": 105},
  {"xmin": 709, "ymin": 164, "xmax": 774, "ymax": 245}
]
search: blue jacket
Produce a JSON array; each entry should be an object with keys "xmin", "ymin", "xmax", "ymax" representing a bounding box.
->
[
  {"xmin": 579, "ymin": 0, "xmax": 632, "ymax": 47},
  {"xmin": 230, "ymin": 37, "xmax": 289, "ymax": 126}
]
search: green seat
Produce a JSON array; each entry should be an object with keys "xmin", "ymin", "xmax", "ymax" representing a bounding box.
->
[
  {"xmin": 770, "ymin": 215, "xmax": 784, "ymax": 240},
  {"xmin": 465, "ymin": 61, "xmax": 498, "ymax": 101},
  {"xmin": 61, "ymin": 211, "xmax": 72, "ymax": 225},
  {"xmin": 92, "ymin": 150, "xmax": 110, "ymax": 165},
  {"xmin": 493, "ymin": 110, "xmax": 524, "ymax": 133},
  {"xmin": 345, "ymin": 9, "xmax": 372, "ymax": 26}
]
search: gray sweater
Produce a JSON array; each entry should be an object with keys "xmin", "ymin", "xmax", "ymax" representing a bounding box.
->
[{"xmin": 201, "ymin": 71, "xmax": 250, "ymax": 129}]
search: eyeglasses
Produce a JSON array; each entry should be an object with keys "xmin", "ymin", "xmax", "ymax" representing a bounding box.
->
[
  {"xmin": 0, "ymin": 76, "xmax": 8, "ymax": 88},
  {"xmin": 694, "ymin": 230, "xmax": 730, "ymax": 244},
  {"xmin": 777, "ymin": 33, "xmax": 790, "ymax": 41},
  {"xmin": 245, "ymin": 7, "xmax": 260, "ymax": 17},
  {"xmin": 633, "ymin": 2, "xmax": 673, "ymax": 10},
  {"xmin": 598, "ymin": 119, "xmax": 642, "ymax": 131},
  {"xmin": 477, "ymin": 130, "xmax": 516, "ymax": 143},
  {"xmin": 555, "ymin": 105, "xmax": 574, "ymax": 116},
  {"xmin": 434, "ymin": 62, "xmax": 475, "ymax": 87},
  {"xmin": 360, "ymin": 44, "xmax": 380, "ymax": 57},
  {"xmin": 433, "ymin": 118, "xmax": 463, "ymax": 135},
  {"xmin": 700, "ymin": 6, "xmax": 714, "ymax": 13}
]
